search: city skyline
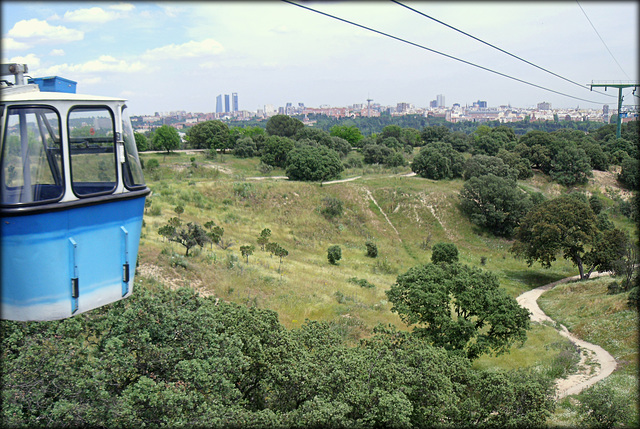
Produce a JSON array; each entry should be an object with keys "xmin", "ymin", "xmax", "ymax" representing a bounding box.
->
[{"xmin": 2, "ymin": 2, "xmax": 638, "ymax": 115}]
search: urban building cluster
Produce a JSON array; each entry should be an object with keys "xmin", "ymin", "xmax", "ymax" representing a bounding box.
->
[{"xmin": 131, "ymin": 93, "xmax": 637, "ymax": 133}]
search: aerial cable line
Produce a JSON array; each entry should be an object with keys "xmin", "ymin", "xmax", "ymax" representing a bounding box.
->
[
  {"xmin": 576, "ymin": 0, "xmax": 631, "ymax": 80},
  {"xmin": 392, "ymin": 0, "xmax": 615, "ymax": 99},
  {"xmin": 283, "ymin": 0, "xmax": 607, "ymax": 104}
]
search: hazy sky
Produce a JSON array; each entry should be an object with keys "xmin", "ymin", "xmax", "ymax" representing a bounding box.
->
[{"xmin": 2, "ymin": 1, "xmax": 638, "ymax": 115}]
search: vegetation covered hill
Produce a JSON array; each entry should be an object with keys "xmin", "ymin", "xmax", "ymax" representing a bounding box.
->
[{"xmin": 2, "ymin": 118, "xmax": 637, "ymax": 427}]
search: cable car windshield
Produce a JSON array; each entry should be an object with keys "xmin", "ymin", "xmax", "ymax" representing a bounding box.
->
[
  {"xmin": 1, "ymin": 106, "xmax": 63, "ymax": 205},
  {"xmin": 121, "ymin": 106, "xmax": 145, "ymax": 189}
]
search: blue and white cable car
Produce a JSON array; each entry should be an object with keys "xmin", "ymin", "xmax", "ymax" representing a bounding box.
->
[{"xmin": 1, "ymin": 64, "xmax": 149, "ymax": 321}]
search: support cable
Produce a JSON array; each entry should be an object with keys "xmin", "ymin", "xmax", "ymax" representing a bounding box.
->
[
  {"xmin": 576, "ymin": 0, "xmax": 631, "ymax": 80},
  {"xmin": 283, "ymin": 0, "xmax": 608, "ymax": 105},
  {"xmin": 392, "ymin": 0, "xmax": 615, "ymax": 98}
]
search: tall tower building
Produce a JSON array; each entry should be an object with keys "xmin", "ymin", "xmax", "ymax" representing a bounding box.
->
[
  {"xmin": 224, "ymin": 94, "xmax": 230, "ymax": 113},
  {"xmin": 232, "ymin": 93, "xmax": 238, "ymax": 112},
  {"xmin": 216, "ymin": 94, "xmax": 223, "ymax": 114},
  {"xmin": 436, "ymin": 94, "xmax": 445, "ymax": 108}
]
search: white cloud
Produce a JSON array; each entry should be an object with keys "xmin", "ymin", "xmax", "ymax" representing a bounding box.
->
[
  {"xmin": 64, "ymin": 7, "xmax": 118, "ymax": 24},
  {"xmin": 7, "ymin": 19, "xmax": 83, "ymax": 45},
  {"xmin": 35, "ymin": 55, "xmax": 145, "ymax": 77},
  {"xmin": 6, "ymin": 54, "xmax": 41, "ymax": 69},
  {"xmin": 142, "ymin": 39, "xmax": 224, "ymax": 60},
  {"xmin": 109, "ymin": 3, "xmax": 135, "ymax": 13},
  {"xmin": 1, "ymin": 37, "xmax": 30, "ymax": 50},
  {"xmin": 50, "ymin": 49, "xmax": 65, "ymax": 57}
]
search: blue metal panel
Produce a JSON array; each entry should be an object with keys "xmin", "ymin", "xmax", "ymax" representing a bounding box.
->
[
  {"xmin": 1, "ymin": 196, "xmax": 145, "ymax": 321},
  {"xmin": 27, "ymin": 76, "xmax": 77, "ymax": 93}
]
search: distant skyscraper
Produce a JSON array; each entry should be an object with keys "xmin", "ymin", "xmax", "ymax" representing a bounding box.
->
[
  {"xmin": 232, "ymin": 93, "xmax": 238, "ymax": 112},
  {"xmin": 436, "ymin": 94, "xmax": 445, "ymax": 108},
  {"xmin": 216, "ymin": 94, "xmax": 223, "ymax": 113},
  {"xmin": 224, "ymin": 94, "xmax": 230, "ymax": 113}
]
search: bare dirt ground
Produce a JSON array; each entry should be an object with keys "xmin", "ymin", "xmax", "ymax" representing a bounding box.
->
[{"xmin": 516, "ymin": 272, "xmax": 617, "ymax": 399}]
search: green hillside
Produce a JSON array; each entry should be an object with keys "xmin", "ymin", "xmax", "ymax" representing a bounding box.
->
[{"xmin": 137, "ymin": 151, "xmax": 634, "ymax": 334}]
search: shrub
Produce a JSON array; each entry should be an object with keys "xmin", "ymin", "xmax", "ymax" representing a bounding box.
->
[
  {"xmin": 431, "ymin": 242, "xmax": 459, "ymax": 264},
  {"xmin": 618, "ymin": 157, "xmax": 639, "ymax": 190},
  {"xmin": 285, "ymin": 145, "xmax": 343, "ymax": 182},
  {"xmin": 145, "ymin": 158, "xmax": 160, "ymax": 170},
  {"xmin": 579, "ymin": 383, "xmax": 633, "ymax": 428},
  {"xmin": 365, "ymin": 241, "xmax": 378, "ymax": 258},
  {"xmin": 328, "ymin": 245, "xmax": 342, "ymax": 265},
  {"xmin": 348, "ymin": 277, "xmax": 375, "ymax": 289},
  {"xmin": 320, "ymin": 197, "xmax": 344, "ymax": 220}
]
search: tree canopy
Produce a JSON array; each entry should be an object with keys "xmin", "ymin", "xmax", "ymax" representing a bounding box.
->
[
  {"xmin": 459, "ymin": 174, "xmax": 533, "ymax": 237},
  {"xmin": 186, "ymin": 120, "xmax": 230, "ymax": 151},
  {"xmin": 285, "ymin": 144, "xmax": 343, "ymax": 182},
  {"xmin": 386, "ymin": 262, "xmax": 531, "ymax": 360},
  {"xmin": 265, "ymin": 114, "xmax": 304, "ymax": 138},
  {"xmin": 152, "ymin": 125, "xmax": 181, "ymax": 153},
  {"xmin": 2, "ymin": 284, "xmax": 554, "ymax": 428},
  {"xmin": 411, "ymin": 142, "xmax": 464, "ymax": 180},
  {"xmin": 511, "ymin": 195, "xmax": 605, "ymax": 279}
]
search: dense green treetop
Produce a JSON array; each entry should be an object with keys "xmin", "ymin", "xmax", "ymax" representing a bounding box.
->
[
  {"xmin": 411, "ymin": 142, "xmax": 464, "ymax": 180},
  {"xmin": 386, "ymin": 262, "xmax": 531, "ymax": 360},
  {"xmin": 285, "ymin": 144, "xmax": 343, "ymax": 182},
  {"xmin": 152, "ymin": 125, "xmax": 181, "ymax": 153},
  {"xmin": 2, "ymin": 283, "xmax": 554, "ymax": 428},
  {"xmin": 265, "ymin": 114, "xmax": 304, "ymax": 138},
  {"xmin": 260, "ymin": 135, "xmax": 295, "ymax": 168},
  {"xmin": 329, "ymin": 124, "xmax": 364, "ymax": 146},
  {"xmin": 186, "ymin": 120, "xmax": 230, "ymax": 150},
  {"xmin": 459, "ymin": 174, "xmax": 533, "ymax": 238},
  {"xmin": 511, "ymin": 195, "xmax": 599, "ymax": 279}
]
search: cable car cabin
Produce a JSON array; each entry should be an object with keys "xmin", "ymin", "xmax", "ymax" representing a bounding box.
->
[{"xmin": 1, "ymin": 66, "xmax": 149, "ymax": 321}]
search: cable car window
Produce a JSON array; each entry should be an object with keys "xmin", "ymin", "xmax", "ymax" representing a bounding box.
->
[
  {"xmin": 68, "ymin": 107, "xmax": 116, "ymax": 197},
  {"xmin": 121, "ymin": 107, "xmax": 145, "ymax": 189},
  {"xmin": 1, "ymin": 106, "xmax": 63, "ymax": 205}
]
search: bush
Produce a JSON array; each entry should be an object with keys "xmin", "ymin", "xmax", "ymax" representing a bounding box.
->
[
  {"xmin": 145, "ymin": 158, "xmax": 159, "ymax": 170},
  {"xmin": 234, "ymin": 137, "xmax": 257, "ymax": 158},
  {"xmin": 365, "ymin": 241, "xmax": 378, "ymax": 258},
  {"xmin": 431, "ymin": 242, "xmax": 459, "ymax": 264},
  {"xmin": 328, "ymin": 245, "xmax": 342, "ymax": 265},
  {"xmin": 320, "ymin": 197, "xmax": 344, "ymax": 220},
  {"xmin": 285, "ymin": 145, "xmax": 343, "ymax": 182},
  {"xmin": 348, "ymin": 277, "xmax": 376, "ymax": 289},
  {"xmin": 579, "ymin": 383, "xmax": 633, "ymax": 428},
  {"xmin": 618, "ymin": 157, "xmax": 639, "ymax": 190},
  {"xmin": 411, "ymin": 142, "xmax": 464, "ymax": 180}
]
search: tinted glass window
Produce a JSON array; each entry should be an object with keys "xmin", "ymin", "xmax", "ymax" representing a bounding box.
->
[
  {"xmin": 68, "ymin": 107, "xmax": 116, "ymax": 196},
  {"xmin": 1, "ymin": 106, "xmax": 63, "ymax": 204}
]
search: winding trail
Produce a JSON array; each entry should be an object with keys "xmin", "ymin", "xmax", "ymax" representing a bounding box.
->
[{"xmin": 516, "ymin": 272, "xmax": 617, "ymax": 399}]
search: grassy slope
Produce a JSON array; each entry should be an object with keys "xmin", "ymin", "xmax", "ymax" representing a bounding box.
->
[
  {"xmin": 539, "ymin": 277, "xmax": 639, "ymax": 426},
  {"xmin": 136, "ymin": 151, "xmax": 636, "ymax": 385}
]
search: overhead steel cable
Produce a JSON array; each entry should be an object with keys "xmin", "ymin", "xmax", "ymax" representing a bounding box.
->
[
  {"xmin": 392, "ymin": 0, "xmax": 615, "ymax": 99},
  {"xmin": 576, "ymin": 0, "xmax": 631, "ymax": 80},
  {"xmin": 282, "ymin": 0, "xmax": 608, "ymax": 104}
]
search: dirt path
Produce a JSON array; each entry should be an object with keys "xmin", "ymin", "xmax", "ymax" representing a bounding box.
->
[
  {"xmin": 516, "ymin": 272, "xmax": 617, "ymax": 399},
  {"xmin": 322, "ymin": 176, "xmax": 361, "ymax": 185},
  {"xmin": 364, "ymin": 188, "xmax": 402, "ymax": 243}
]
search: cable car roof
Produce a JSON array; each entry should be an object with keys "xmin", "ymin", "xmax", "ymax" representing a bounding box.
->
[{"xmin": 2, "ymin": 86, "xmax": 127, "ymax": 103}]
